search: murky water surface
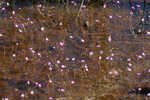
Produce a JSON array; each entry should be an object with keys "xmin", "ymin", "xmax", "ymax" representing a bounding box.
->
[{"xmin": 0, "ymin": 0, "xmax": 150, "ymax": 100}]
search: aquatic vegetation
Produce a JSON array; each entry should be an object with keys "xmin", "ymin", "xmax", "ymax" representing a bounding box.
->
[{"xmin": 0, "ymin": 0, "xmax": 150, "ymax": 100}]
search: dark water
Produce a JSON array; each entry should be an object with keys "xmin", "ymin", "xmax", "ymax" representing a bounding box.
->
[
  {"xmin": 106, "ymin": 0, "xmax": 150, "ymax": 41},
  {"xmin": 6, "ymin": 0, "xmax": 82, "ymax": 8}
]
